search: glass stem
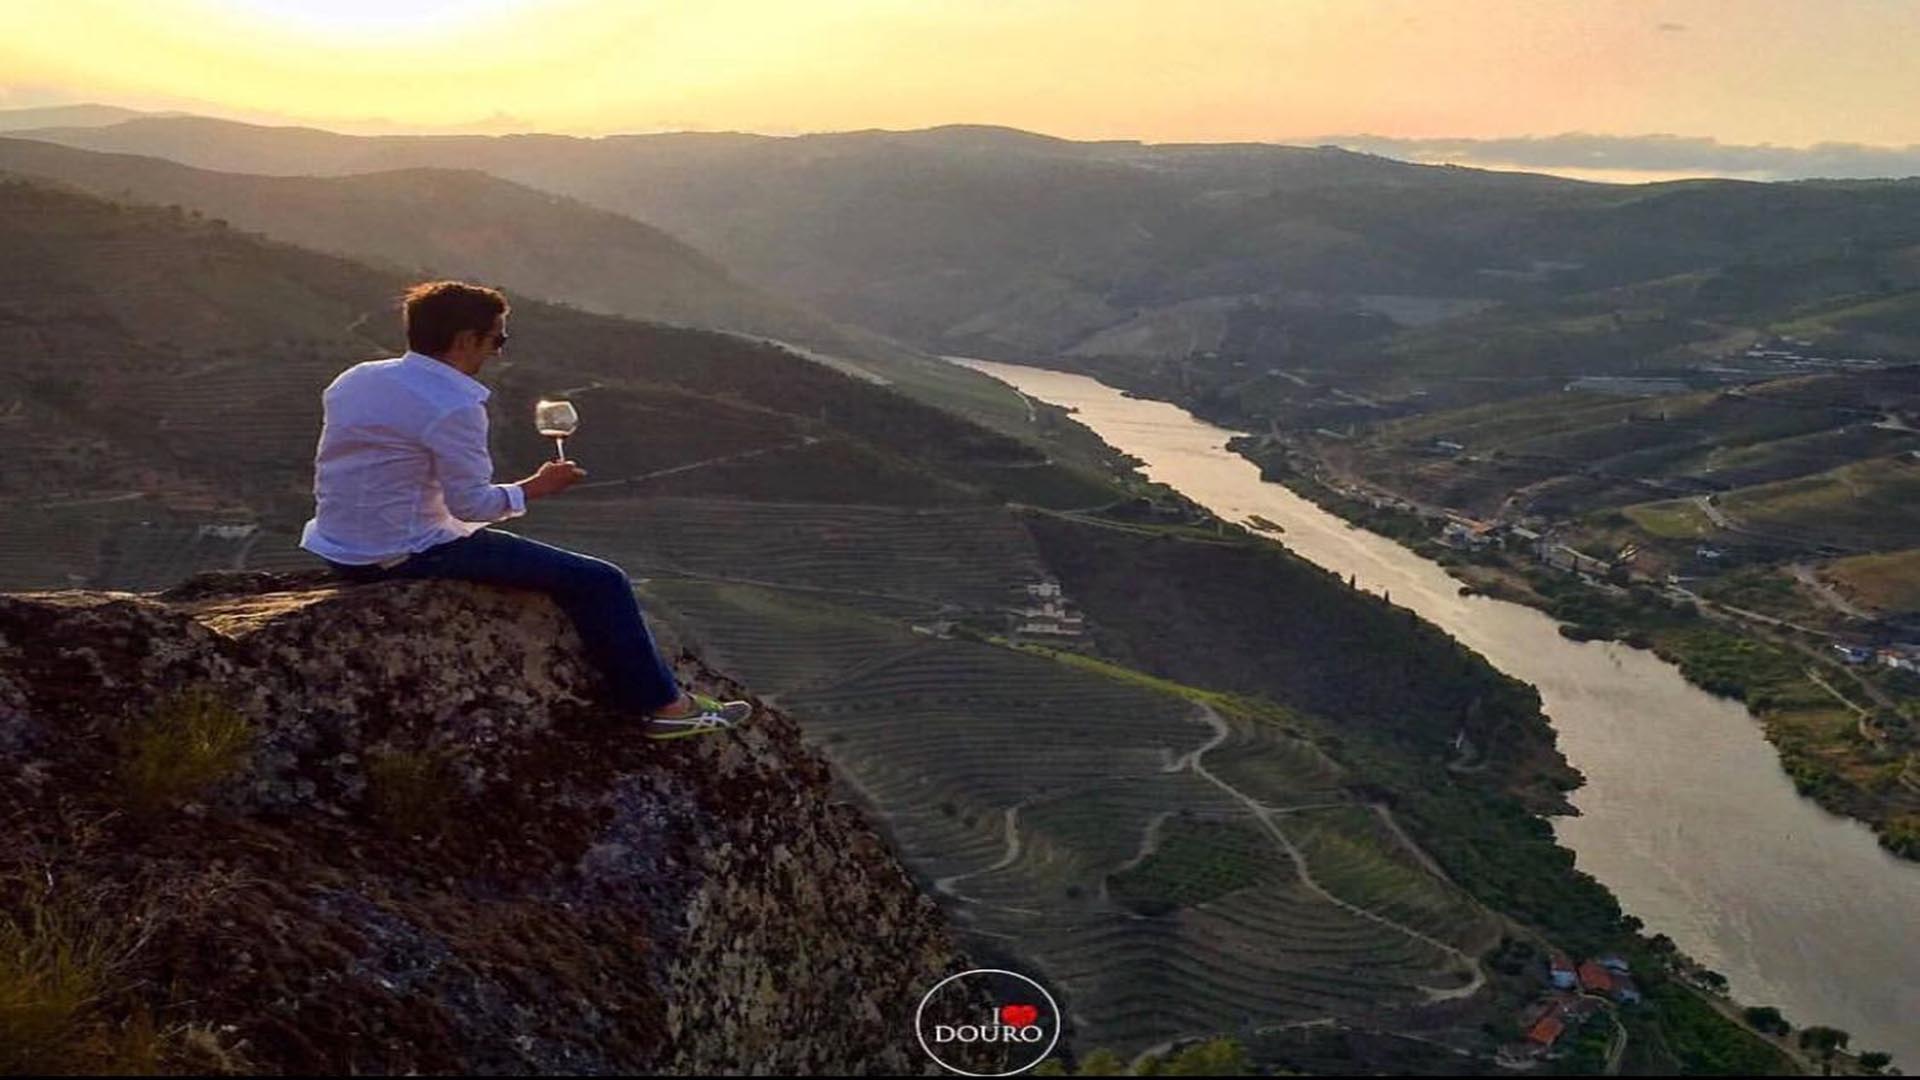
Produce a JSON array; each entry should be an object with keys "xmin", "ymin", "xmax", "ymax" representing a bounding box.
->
[{"xmin": 554, "ymin": 437, "xmax": 567, "ymax": 461}]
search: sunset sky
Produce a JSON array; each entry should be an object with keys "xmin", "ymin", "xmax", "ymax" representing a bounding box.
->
[{"xmin": 6, "ymin": 0, "xmax": 1920, "ymax": 150}]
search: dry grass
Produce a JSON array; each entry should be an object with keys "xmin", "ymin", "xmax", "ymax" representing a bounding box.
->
[
  {"xmin": 365, "ymin": 746, "xmax": 462, "ymax": 838},
  {"xmin": 1821, "ymin": 547, "xmax": 1920, "ymax": 615},
  {"xmin": 1720, "ymin": 455, "xmax": 1920, "ymax": 549},
  {"xmin": 0, "ymin": 878, "xmax": 149, "ymax": 1075},
  {"xmin": 117, "ymin": 688, "xmax": 255, "ymax": 813},
  {"xmin": 0, "ymin": 857, "xmax": 256, "ymax": 1076},
  {"xmin": 1623, "ymin": 499, "xmax": 1717, "ymax": 540},
  {"xmin": 166, "ymin": 1022, "xmax": 252, "ymax": 1075}
]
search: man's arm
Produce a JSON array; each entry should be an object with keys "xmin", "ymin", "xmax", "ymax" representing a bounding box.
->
[
  {"xmin": 425, "ymin": 404, "xmax": 524, "ymax": 521},
  {"xmin": 426, "ymin": 403, "xmax": 584, "ymax": 520}
]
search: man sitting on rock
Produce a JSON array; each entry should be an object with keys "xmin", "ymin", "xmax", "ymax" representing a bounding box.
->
[{"xmin": 300, "ymin": 280, "xmax": 751, "ymax": 740}]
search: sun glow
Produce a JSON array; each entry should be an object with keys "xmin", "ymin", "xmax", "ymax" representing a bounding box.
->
[
  {"xmin": 207, "ymin": 0, "xmax": 539, "ymax": 39},
  {"xmin": 7, "ymin": 1, "xmax": 1920, "ymax": 146}
]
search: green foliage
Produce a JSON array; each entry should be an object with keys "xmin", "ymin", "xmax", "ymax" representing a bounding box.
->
[
  {"xmin": 1858, "ymin": 1050, "xmax": 1893, "ymax": 1073},
  {"xmin": 1640, "ymin": 980, "xmax": 1795, "ymax": 1075},
  {"xmin": 1798, "ymin": 1025, "xmax": 1850, "ymax": 1075},
  {"xmin": 1526, "ymin": 571, "xmax": 1699, "ymax": 644},
  {"xmin": 1105, "ymin": 820, "xmax": 1271, "ymax": 915},
  {"xmin": 116, "ymin": 688, "xmax": 255, "ymax": 813},
  {"xmin": 0, "ymin": 882, "xmax": 149, "ymax": 1075},
  {"xmin": 1129, "ymin": 1038, "xmax": 1251, "ymax": 1077},
  {"xmin": 0, "ymin": 902, "xmax": 109, "ymax": 1071},
  {"xmin": 1074, "ymin": 1048, "xmax": 1128, "ymax": 1075},
  {"xmin": 1027, "ymin": 514, "xmax": 1550, "ymax": 767},
  {"xmin": 1881, "ymin": 814, "xmax": 1920, "ymax": 859},
  {"xmin": 1555, "ymin": 1017, "xmax": 1613, "ymax": 1075},
  {"xmin": 1485, "ymin": 935, "xmax": 1538, "ymax": 976},
  {"xmin": 1697, "ymin": 568, "xmax": 1808, "ymax": 622},
  {"xmin": 1656, "ymin": 625, "xmax": 1808, "ymax": 705},
  {"xmin": 1161, "ymin": 1038, "xmax": 1251, "ymax": 1075},
  {"xmin": 1743, "ymin": 1005, "xmax": 1792, "ymax": 1036},
  {"xmin": 365, "ymin": 746, "xmax": 462, "ymax": 838}
]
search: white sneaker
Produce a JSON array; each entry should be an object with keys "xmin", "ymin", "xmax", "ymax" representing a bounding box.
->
[{"xmin": 641, "ymin": 692, "xmax": 752, "ymax": 741}]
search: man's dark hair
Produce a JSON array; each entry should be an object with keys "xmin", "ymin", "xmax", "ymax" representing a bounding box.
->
[{"xmin": 402, "ymin": 281, "xmax": 509, "ymax": 356}]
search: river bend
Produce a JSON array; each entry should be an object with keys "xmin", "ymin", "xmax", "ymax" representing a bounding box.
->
[{"xmin": 962, "ymin": 358, "xmax": 1920, "ymax": 1068}]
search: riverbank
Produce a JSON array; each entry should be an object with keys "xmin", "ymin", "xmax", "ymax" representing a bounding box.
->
[
  {"xmin": 1229, "ymin": 435, "xmax": 1920, "ymax": 864},
  {"xmin": 1012, "ymin": 512, "xmax": 1797, "ymax": 1076},
  {"xmin": 960, "ymin": 358, "xmax": 1920, "ymax": 1072}
]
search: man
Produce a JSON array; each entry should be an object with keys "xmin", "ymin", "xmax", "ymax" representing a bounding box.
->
[{"xmin": 300, "ymin": 280, "xmax": 751, "ymax": 739}]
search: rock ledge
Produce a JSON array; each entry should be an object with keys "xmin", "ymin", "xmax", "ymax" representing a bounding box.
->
[{"xmin": 0, "ymin": 571, "xmax": 975, "ymax": 1074}]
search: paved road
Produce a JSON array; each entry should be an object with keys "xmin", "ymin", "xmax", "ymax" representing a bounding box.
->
[{"xmin": 1693, "ymin": 494, "xmax": 1733, "ymax": 530}]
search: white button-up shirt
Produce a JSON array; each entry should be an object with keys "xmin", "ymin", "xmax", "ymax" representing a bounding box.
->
[{"xmin": 300, "ymin": 351, "xmax": 526, "ymax": 566}]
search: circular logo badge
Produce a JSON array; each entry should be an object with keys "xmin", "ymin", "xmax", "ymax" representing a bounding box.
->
[{"xmin": 914, "ymin": 968, "xmax": 1062, "ymax": 1076}]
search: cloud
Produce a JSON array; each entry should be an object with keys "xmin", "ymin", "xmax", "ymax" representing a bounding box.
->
[{"xmin": 1316, "ymin": 132, "xmax": 1920, "ymax": 181}]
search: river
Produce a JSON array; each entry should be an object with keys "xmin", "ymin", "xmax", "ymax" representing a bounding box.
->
[{"xmin": 960, "ymin": 358, "xmax": 1920, "ymax": 1068}]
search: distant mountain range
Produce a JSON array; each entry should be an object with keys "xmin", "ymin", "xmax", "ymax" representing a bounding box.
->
[
  {"xmin": 0, "ymin": 136, "xmax": 893, "ymax": 362},
  {"xmin": 14, "ymin": 112, "xmax": 1920, "ymax": 370},
  {"xmin": 1320, "ymin": 133, "xmax": 1920, "ymax": 183},
  {"xmin": 0, "ymin": 103, "xmax": 183, "ymax": 131}
]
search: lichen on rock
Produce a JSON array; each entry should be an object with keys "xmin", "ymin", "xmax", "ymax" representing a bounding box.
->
[{"xmin": 0, "ymin": 570, "xmax": 984, "ymax": 1074}]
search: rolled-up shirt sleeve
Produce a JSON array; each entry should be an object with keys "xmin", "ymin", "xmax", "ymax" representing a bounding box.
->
[{"xmin": 425, "ymin": 403, "xmax": 526, "ymax": 522}]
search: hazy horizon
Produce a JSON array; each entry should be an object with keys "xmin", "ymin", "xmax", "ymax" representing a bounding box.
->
[
  {"xmin": 8, "ymin": 0, "xmax": 1920, "ymax": 184},
  {"xmin": 8, "ymin": 98, "xmax": 1920, "ymax": 185}
]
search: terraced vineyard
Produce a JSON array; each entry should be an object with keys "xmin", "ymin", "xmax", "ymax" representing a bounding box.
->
[
  {"xmin": 636, "ymin": 578, "xmax": 927, "ymax": 698},
  {"xmin": 1718, "ymin": 454, "xmax": 1920, "ymax": 551},
  {"xmin": 1280, "ymin": 805, "xmax": 1501, "ymax": 954},
  {"xmin": 238, "ymin": 532, "xmax": 321, "ymax": 573},
  {"xmin": 627, "ymin": 618, "xmax": 1490, "ymax": 1057},
  {"xmin": 0, "ymin": 498, "xmax": 161, "ymax": 589},
  {"xmin": 94, "ymin": 521, "xmax": 255, "ymax": 590},
  {"xmin": 117, "ymin": 358, "xmax": 336, "ymax": 486},
  {"xmin": 1821, "ymin": 547, "xmax": 1920, "ymax": 615},
  {"xmin": 527, "ymin": 496, "xmax": 1047, "ymax": 610}
]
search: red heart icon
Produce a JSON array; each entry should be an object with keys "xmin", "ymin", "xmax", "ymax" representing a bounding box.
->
[{"xmin": 1001, "ymin": 1003, "xmax": 1039, "ymax": 1028}]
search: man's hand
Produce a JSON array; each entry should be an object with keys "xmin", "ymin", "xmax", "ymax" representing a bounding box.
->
[{"xmin": 518, "ymin": 460, "xmax": 587, "ymax": 500}]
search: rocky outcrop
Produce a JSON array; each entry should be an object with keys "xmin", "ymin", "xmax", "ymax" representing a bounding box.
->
[{"xmin": 0, "ymin": 571, "xmax": 985, "ymax": 1074}]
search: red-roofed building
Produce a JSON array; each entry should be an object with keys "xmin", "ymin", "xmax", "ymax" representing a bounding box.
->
[
  {"xmin": 1578, "ymin": 961, "xmax": 1614, "ymax": 995},
  {"xmin": 1527, "ymin": 1013, "xmax": 1566, "ymax": 1048}
]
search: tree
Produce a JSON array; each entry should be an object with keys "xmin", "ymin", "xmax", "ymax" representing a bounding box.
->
[
  {"xmin": 1858, "ymin": 1051, "xmax": 1892, "ymax": 1074},
  {"xmin": 1798, "ymin": 1026, "xmax": 1850, "ymax": 1076},
  {"xmin": 1743, "ymin": 1005, "xmax": 1790, "ymax": 1036},
  {"xmin": 1163, "ymin": 1038, "xmax": 1251, "ymax": 1076},
  {"xmin": 1076, "ymin": 1048, "xmax": 1128, "ymax": 1076}
]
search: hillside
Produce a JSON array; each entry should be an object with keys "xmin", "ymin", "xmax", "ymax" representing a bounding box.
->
[
  {"xmin": 19, "ymin": 115, "xmax": 1920, "ymax": 375},
  {"xmin": 1227, "ymin": 363, "xmax": 1920, "ymax": 860},
  {"xmin": 0, "ymin": 137, "xmax": 888, "ymax": 363},
  {"xmin": 0, "ymin": 174, "xmax": 1119, "ymax": 588},
  {"xmin": 0, "ymin": 572, "xmax": 993, "ymax": 1074},
  {"xmin": 0, "ymin": 117, "xmax": 1646, "ymax": 357},
  {"xmin": 0, "ymin": 171, "xmax": 1786, "ymax": 1072},
  {"xmin": 0, "ymin": 104, "xmax": 167, "ymax": 132}
]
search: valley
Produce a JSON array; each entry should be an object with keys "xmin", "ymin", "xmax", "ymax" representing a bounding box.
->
[{"xmin": 4, "ymin": 127, "xmax": 1909, "ymax": 1072}]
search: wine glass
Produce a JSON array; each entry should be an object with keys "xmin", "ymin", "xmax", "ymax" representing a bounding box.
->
[{"xmin": 534, "ymin": 399, "xmax": 579, "ymax": 461}]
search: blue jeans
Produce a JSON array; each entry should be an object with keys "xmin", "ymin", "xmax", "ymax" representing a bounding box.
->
[{"xmin": 327, "ymin": 529, "xmax": 681, "ymax": 713}]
